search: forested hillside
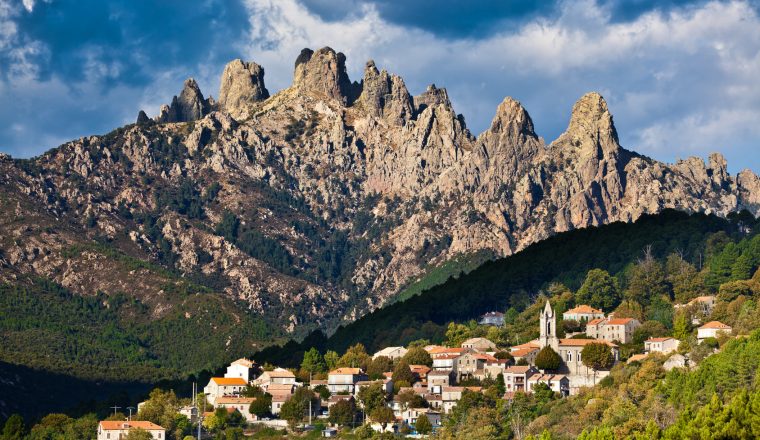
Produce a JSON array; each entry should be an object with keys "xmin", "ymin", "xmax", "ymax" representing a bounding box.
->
[{"xmin": 256, "ymin": 209, "xmax": 759, "ymax": 366}]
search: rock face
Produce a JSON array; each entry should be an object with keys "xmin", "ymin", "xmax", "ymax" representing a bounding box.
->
[
  {"xmin": 2, "ymin": 46, "xmax": 759, "ymax": 343},
  {"xmin": 218, "ymin": 59, "xmax": 270, "ymax": 119},
  {"xmin": 293, "ymin": 47, "xmax": 359, "ymax": 104},
  {"xmin": 157, "ymin": 78, "xmax": 213, "ymax": 123}
]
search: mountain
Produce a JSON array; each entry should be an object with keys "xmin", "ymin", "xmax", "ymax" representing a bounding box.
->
[{"xmin": 1, "ymin": 46, "xmax": 759, "ymax": 381}]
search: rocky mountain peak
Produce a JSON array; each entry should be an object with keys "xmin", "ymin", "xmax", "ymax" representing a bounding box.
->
[
  {"xmin": 552, "ymin": 92, "xmax": 620, "ymax": 160},
  {"xmin": 488, "ymin": 97, "xmax": 536, "ymax": 139},
  {"xmin": 358, "ymin": 59, "xmax": 413, "ymax": 126},
  {"xmin": 156, "ymin": 77, "xmax": 212, "ymax": 123},
  {"xmin": 413, "ymin": 84, "xmax": 452, "ymax": 113},
  {"xmin": 218, "ymin": 59, "xmax": 270, "ymax": 119},
  {"xmin": 293, "ymin": 47, "xmax": 359, "ymax": 104}
]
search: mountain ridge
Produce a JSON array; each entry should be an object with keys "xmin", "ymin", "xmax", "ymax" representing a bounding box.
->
[{"xmin": 1, "ymin": 46, "xmax": 759, "ymax": 379}]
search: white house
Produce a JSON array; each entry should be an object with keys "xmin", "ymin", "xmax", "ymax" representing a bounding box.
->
[
  {"xmin": 252, "ymin": 368, "xmax": 297, "ymax": 391},
  {"xmin": 203, "ymin": 377, "xmax": 248, "ymax": 405},
  {"xmin": 327, "ymin": 368, "xmax": 368, "ymax": 394},
  {"xmin": 478, "ymin": 311, "xmax": 505, "ymax": 326},
  {"xmin": 644, "ymin": 337, "xmax": 679, "ymax": 354},
  {"xmin": 589, "ymin": 318, "xmax": 641, "ymax": 344},
  {"xmin": 225, "ymin": 358, "xmax": 256, "ymax": 382},
  {"xmin": 400, "ymin": 407, "xmax": 441, "ymax": 427},
  {"xmin": 526, "ymin": 374, "xmax": 570, "ymax": 396},
  {"xmin": 697, "ymin": 321, "xmax": 732, "ymax": 342},
  {"xmin": 432, "ymin": 354, "xmax": 459, "ymax": 373},
  {"xmin": 98, "ymin": 421, "xmax": 165, "ymax": 440},
  {"xmin": 562, "ymin": 305, "xmax": 605, "ymax": 322},
  {"xmin": 502, "ymin": 366, "xmax": 538, "ymax": 393},
  {"xmin": 372, "ymin": 346, "xmax": 408, "ymax": 360}
]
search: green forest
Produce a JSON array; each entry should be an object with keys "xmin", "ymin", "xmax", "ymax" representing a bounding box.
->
[{"xmin": 255, "ymin": 209, "xmax": 759, "ymax": 366}]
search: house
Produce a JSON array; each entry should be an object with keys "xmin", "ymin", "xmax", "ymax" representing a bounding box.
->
[
  {"xmin": 372, "ymin": 346, "xmax": 408, "ymax": 360},
  {"xmin": 98, "ymin": 421, "xmax": 165, "ymax": 440},
  {"xmin": 563, "ymin": 305, "xmax": 605, "ymax": 322},
  {"xmin": 479, "ymin": 311, "xmax": 505, "ymax": 326},
  {"xmin": 225, "ymin": 358, "xmax": 256, "ymax": 382},
  {"xmin": 328, "ymin": 368, "xmax": 368, "ymax": 394},
  {"xmin": 584, "ymin": 318, "xmax": 607, "ymax": 339},
  {"xmin": 644, "ymin": 337, "xmax": 679, "ymax": 354},
  {"xmin": 252, "ymin": 368, "xmax": 297, "ymax": 391},
  {"xmin": 592, "ymin": 318, "xmax": 641, "ymax": 344},
  {"xmin": 526, "ymin": 374, "xmax": 570, "ymax": 396},
  {"xmin": 663, "ymin": 353, "xmax": 689, "ymax": 371},
  {"xmin": 697, "ymin": 321, "xmax": 732, "ymax": 342},
  {"xmin": 271, "ymin": 393, "xmax": 289, "ymax": 415},
  {"xmin": 461, "ymin": 337, "xmax": 497, "ymax": 352},
  {"xmin": 215, "ymin": 397, "xmax": 257, "ymax": 422},
  {"xmin": 203, "ymin": 377, "xmax": 248, "ymax": 405},
  {"xmin": 509, "ymin": 341, "xmax": 540, "ymax": 365},
  {"xmin": 502, "ymin": 366, "xmax": 538, "ymax": 393},
  {"xmin": 676, "ymin": 295, "xmax": 717, "ymax": 317},
  {"xmin": 456, "ymin": 352, "xmax": 497, "ymax": 381},
  {"xmin": 432, "ymin": 354, "xmax": 459, "ymax": 373},
  {"xmin": 427, "ymin": 370, "xmax": 454, "ymax": 393},
  {"xmin": 441, "ymin": 386, "xmax": 482, "ymax": 413},
  {"xmin": 400, "ymin": 407, "xmax": 441, "ymax": 427},
  {"xmin": 267, "ymin": 383, "xmax": 296, "ymax": 396},
  {"xmin": 322, "ymin": 427, "xmax": 339, "ymax": 437}
]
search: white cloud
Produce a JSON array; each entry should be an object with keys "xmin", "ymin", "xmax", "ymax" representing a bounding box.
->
[{"xmin": 239, "ymin": 0, "xmax": 760, "ymax": 172}]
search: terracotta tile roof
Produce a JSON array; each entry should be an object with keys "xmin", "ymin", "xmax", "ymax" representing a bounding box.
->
[
  {"xmin": 428, "ymin": 370, "xmax": 453, "ymax": 376},
  {"xmin": 689, "ymin": 296, "xmax": 716, "ymax": 304},
  {"xmin": 586, "ymin": 318, "xmax": 606, "ymax": 326},
  {"xmin": 266, "ymin": 368, "xmax": 296, "ymax": 378},
  {"xmin": 559, "ymin": 338, "xmax": 617, "ymax": 347},
  {"xmin": 510, "ymin": 341, "xmax": 541, "ymax": 350},
  {"xmin": 645, "ymin": 337, "xmax": 674, "ymax": 342},
  {"xmin": 210, "ymin": 377, "xmax": 248, "ymax": 386},
  {"xmin": 99, "ymin": 421, "xmax": 164, "ymax": 431},
  {"xmin": 504, "ymin": 366, "xmax": 535, "ymax": 374},
  {"xmin": 699, "ymin": 321, "xmax": 732, "ymax": 330},
  {"xmin": 511, "ymin": 347, "xmax": 539, "ymax": 357},
  {"xmin": 565, "ymin": 305, "xmax": 603, "ymax": 314},
  {"xmin": 627, "ymin": 354, "xmax": 648, "ymax": 363},
  {"xmin": 329, "ymin": 368, "xmax": 363, "ymax": 375},
  {"xmin": 605, "ymin": 318, "xmax": 636, "ymax": 325},
  {"xmin": 216, "ymin": 396, "xmax": 255, "ymax": 404},
  {"xmin": 267, "ymin": 383, "xmax": 294, "ymax": 392},
  {"xmin": 462, "ymin": 337, "xmax": 494, "ymax": 345}
]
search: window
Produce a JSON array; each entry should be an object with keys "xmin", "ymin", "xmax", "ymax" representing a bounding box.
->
[{"xmin": 566, "ymin": 352, "xmax": 572, "ymax": 362}]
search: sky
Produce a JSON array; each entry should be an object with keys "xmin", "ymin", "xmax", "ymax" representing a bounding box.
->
[{"xmin": 1, "ymin": 0, "xmax": 759, "ymax": 173}]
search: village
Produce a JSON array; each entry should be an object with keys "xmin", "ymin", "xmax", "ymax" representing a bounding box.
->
[{"xmin": 96, "ymin": 294, "xmax": 734, "ymax": 439}]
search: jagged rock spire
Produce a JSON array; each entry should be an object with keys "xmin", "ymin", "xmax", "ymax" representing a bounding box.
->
[
  {"xmin": 156, "ymin": 78, "xmax": 212, "ymax": 123},
  {"xmin": 359, "ymin": 59, "xmax": 414, "ymax": 126},
  {"xmin": 556, "ymin": 92, "xmax": 620, "ymax": 159},
  {"xmin": 293, "ymin": 47, "xmax": 360, "ymax": 104},
  {"xmin": 218, "ymin": 59, "xmax": 270, "ymax": 119},
  {"xmin": 413, "ymin": 84, "xmax": 452, "ymax": 114}
]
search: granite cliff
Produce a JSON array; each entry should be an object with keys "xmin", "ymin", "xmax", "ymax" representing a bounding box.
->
[{"xmin": 1, "ymin": 46, "xmax": 758, "ymax": 347}]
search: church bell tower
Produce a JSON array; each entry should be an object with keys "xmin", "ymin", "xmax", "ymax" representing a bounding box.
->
[{"xmin": 540, "ymin": 300, "xmax": 559, "ymax": 351}]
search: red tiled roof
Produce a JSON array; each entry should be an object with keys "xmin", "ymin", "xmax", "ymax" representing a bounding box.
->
[
  {"xmin": 210, "ymin": 377, "xmax": 248, "ymax": 386},
  {"xmin": 605, "ymin": 318, "xmax": 636, "ymax": 325},
  {"xmin": 565, "ymin": 305, "xmax": 603, "ymax": 314},
  {"xmin": 559, "ymin": 339, "xmax": 617, "ymax": 347},
  {"xmin": 100, "ymin": 421, "xmax": 164, "ymax": 431},
  {"xmin": 699, "ymin": 321, "xmax": 731, "ymax": 330}
]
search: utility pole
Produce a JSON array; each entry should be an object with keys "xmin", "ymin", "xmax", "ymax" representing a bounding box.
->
[
  {"xmin": 308, "ymin": 372, "xmax": 313, "ymax": 426},
  {"xmin": 110, "ymin": 406, "xmax": 121, "ymax": 417},
  {"xmin": 127, "ymin": 407, "xmax": 135, "ymax": 420}
]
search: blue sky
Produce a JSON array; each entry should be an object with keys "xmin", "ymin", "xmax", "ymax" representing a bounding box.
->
[{"xmin": 1, "ymin": 0, "xmax": 759, "ymax": 173}]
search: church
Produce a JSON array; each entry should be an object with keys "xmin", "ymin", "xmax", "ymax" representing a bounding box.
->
[{"xmin": 539, "ymin": 301, "xmax": 620, "ymax": 376}]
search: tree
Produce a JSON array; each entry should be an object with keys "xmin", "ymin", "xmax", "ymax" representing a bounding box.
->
[
  {"xmin": 124, "ymin": 428, "xmax": 153, "ymax": 440},
  {"xmin": 535, "ymin": 346, "xmax": 562, "ymax": 371},
  {"xmin": 1, "ymin": 414, "xmax": 25, "ymax": 440},
  {"xmin": 324, "ymin": 350, "xmax": 340, "ymax": 370},
  {"xmin": 397, "ymin": 390, "xmax": 427, "ymax": 410},
  {"xmin": 415, "ymin": 414, "xmax": 432, "ymax": 435},
  {"xmin": 249, "ymin": 394, "xmax": 272, "ymax": 418},
  {"xmin": 494, "ymin": 350, "xmax": 514, "ymax": 363},
  {"xmin": 328, "ymin": 399, "xmax": 356, "ymax": 426},
  {"xmin": 402, "ymin": 347, "xmax": 433, "ymax": 367},
  {"xmin": 313, "ymin": 384, "xmax": 331, "ymax": 401},
  {"xmin": 673, "ymin": 312, "xmax": 692, "ymax": 341},
  {"xmin": 576, "ymin": 269, "xmax": 621, "ymax": 311},
  {"xmin": 136, "ymin": 388, "xmax": 185, "ymax": 439},
  {"xmin": 357, "ymin": 383, "xmax": 387, "ymax": 415},
  {"xmin": 581, "ymin": 342, "xmax": 615, "ymax": 383},
  {"xmin": 279, "ymin": 387, "xmax": 318, "ymax": 429},
  {"xmin": 301, "ymin": 347, "xmax": 326, "ymax": 375},
  {"xmin": 625, "ymin": 254, "xmax": 669, "ymax": 306},
  {"xmin": 337, "ymin": 344, "xmax": 371, "ymax": 370},
  {"xmin": 367, "ymin": 356, "xmax": 394, "ymax": 380},
  {"xmin": 370, "ymin": 407, "xmax": 395, "ymax": 431},
  {"xmin": 392, "ymin": 359, "xmax": 416, "ymax": 385},
  {"xmin": 445, "ymin": 322, "xmax": 471, "ymax": 347}
]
